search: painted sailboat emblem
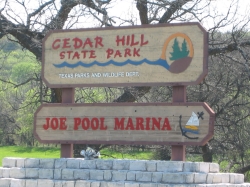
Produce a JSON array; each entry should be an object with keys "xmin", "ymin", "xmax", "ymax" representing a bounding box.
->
[{"xmin": 183, "ymin": 112, "xmax": 200, "ymax": 134}]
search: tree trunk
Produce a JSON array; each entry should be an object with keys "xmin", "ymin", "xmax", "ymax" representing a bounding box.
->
[{"xmin": 202, "ymin": 144, "xmax": 212, "ymax": 162}]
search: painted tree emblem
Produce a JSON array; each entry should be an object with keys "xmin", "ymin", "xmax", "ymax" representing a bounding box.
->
[
  {"xmin": 170, "ymin": 38, "xmax": 190, "ymax": 61},
  {"xmin": 161, "ymin": 33, "xmax": 193, "ymax": 74}
]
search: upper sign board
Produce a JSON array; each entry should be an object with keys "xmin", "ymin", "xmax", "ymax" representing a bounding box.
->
[
  {"xmin": 42, "ymin": 22, "xmax": 208, "ymax": 87},
  {"xmin": 34, "ymin": 102, "xmax": 215, "ymax": 146}
]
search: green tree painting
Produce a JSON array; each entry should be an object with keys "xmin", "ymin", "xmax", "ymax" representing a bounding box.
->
[{"xmin": 170, "ymin": 38, "xmax": 190, "ymax": 60}]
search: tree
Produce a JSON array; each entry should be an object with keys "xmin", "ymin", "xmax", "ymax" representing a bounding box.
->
[
  {"xmin": 181, "ymin": 39, "xmax": 189, "ymax": 58},
  {"xmin": 170, "ymin": 38, "xmax": 181, "ymax": 61},
  {"xmin": 1, "ymin": 0, "xmax": 250, "ymax": 178},
  {"xmin": 0, "ymin": 44, "xmax": 41, "ymax": 146},
  {"xmin": 170, "ymin": 38, "xmax": 189, "ymax": 60}
]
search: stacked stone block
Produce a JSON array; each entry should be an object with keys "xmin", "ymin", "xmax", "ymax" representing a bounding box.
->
[{"xmin": 0, "ymin": 157, "xmax": 249, "ymax": 187}]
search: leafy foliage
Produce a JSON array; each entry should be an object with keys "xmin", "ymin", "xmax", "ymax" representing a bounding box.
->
[
  {"xmin": 0, "ymin": 41, "xmax": 41, "ymax": 146},
  {"xmin": 11, "ymin": 62, "xmax": 40, "ymax": 84},
  {"xmin": 0, "ymin": 37, "xmax": 21, "ymax": 52}
]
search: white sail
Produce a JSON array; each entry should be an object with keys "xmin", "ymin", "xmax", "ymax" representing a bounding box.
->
[{"xmin": 186, "ymin": 112, "xmax": 199, "ymax": 126}]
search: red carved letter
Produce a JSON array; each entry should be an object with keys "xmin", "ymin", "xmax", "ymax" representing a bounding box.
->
[
  {"xmin": 126, "ymin": 35, "xmax": 130, "ymax": 46},
  {"xmin": 94, "ymin": 36, "xmax": 104, "ymax": 48},
  {"xmin": 100, "ymin": 118, "xmax": 107, "ymax": 130},
  {"xmin": 140, "ymin": 34, "xmax": 148, "ymax": 46},
  {"xmin": 66, "ymin": 51, "xmax": 73, "ymax": 59},
  {"xmin": 125, "ymin": 118, "xmax": 135, "ymax": 130},
  {"xmin": 91, "ymin": 118, "xmax": 99, "ymax": 130},
  {"xmin": 60, "ymin": 52, "xmax": 65, "ymax": 59},
  {"xmin": 73, "ymin": 37, "xmax": 82, "ymax": 49},
  {"xmin": 114, "ymin": 118, "xmax": 125, "ymax": 130},
  {"xmin": 131, "ymin": 34, "xmax": 139, "ymax": 46},
  {"xmin": 136, "ymin": 117, "xmax": 144, "ymax": 130},
  {"xmin": 83, "ymin": 38, "xmax": 93, "ymax": 48},
  {"xmin": 62, "ymin": 38, "xmax": 70, "ymax": 48},
  {"xmin": 59, "ymin": 117, "xmax": 67, "ymax": 130},
  {"xmin": 152, "ymin": 118, "xmax": 161, "ymax": 130},
  {"xmin": 116, "ymin": 35, "xmax": 125, "ymax": 46},
  {"xmin": 89, "ymin": 50, "xmax": 96, "ymax": 58},
  {"xmin": 43, "ymin": 118, "xmax": 50, "ymax": 130},
  {"xmin": 74, "ymin": 118, "xmax": 81, "ymax": 130},
  {"xmin": 161, "ymin": 118, "xmax": 172, "ymax": 130},
  {"xmin": 52, "ymin": 39, "xmax": 61, "ymax": 49},
  {"xmin": 133, "ymin": 48, "xmax": 140, "ymax": 57},
  {"xmin": 106, "ymin": 48, "xmax": 114, "ymax": 58},
  {"xmin": 72, "ymin": 51, "xmax": 80, "ymax": 60},
  {"xmin": 81, "ymin": 50, "xmax": 88, "ymax": 58},
  {"xmin": 51, "ymin": 118, "xmax": 59, "ymax": 130},
  {"xmin": 114, "ymin": 50, "xmax": 122, "ymax": 58},
  {"xmin": 145, "ymin": 117, "xmax": 151, "ymax": 130},
  {"xmin": 82, "ymin": 118, "xmax": 90, "ymax": 130},
  {"xmin": 124, "ymin": 48, "xmax": 131, "ymax": 57}
]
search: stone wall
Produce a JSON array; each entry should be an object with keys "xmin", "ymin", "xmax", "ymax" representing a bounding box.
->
[{"xmin": 0, "ymin": 157, "xmax": 250, "ymax": 187}]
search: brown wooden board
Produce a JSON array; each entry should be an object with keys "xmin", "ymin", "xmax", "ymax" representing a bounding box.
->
[
  {"xmin": 42, "ymin": 22, "xmax": 208, "ymax": 88},
  {"xmin": 34, "ymin": 102, "xmax": 215, "ymax": 146}
]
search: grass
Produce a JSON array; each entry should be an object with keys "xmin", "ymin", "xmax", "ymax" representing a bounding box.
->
[
  {"xmin": 0, "ymin": 146, "xmax": 154, "ymax": 166},
  {"xmin": 100, "ymin": 148, "xmax": 154, "ymax": 160},
  {"xmin": 0, "ymin": 146, "xmax": 60, "ymax": 166}
]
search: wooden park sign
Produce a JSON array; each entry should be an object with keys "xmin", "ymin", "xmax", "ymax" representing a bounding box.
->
[
  {"xmin": 38, "ymin": 22, "xmax": 213, "ymax": 159},
  {"xmin": 34, "ymin": 103, "xmax": 215, "ymax": 146},
  {"xmin": 42, "ymin": 22, "xmax": 208, "ymax": 87}
]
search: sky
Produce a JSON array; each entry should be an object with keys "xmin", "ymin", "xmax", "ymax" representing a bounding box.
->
[
  {"xmin": 202, "ymin": 0, "xmax": 250, "ymax": 31},
  {"xmin": 0, "ymin": 0, "xmax": 250, "ymax": 32}
]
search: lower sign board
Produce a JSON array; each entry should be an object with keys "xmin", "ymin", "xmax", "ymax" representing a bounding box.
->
[{"xmin": 34, "ymin": 103, "xmax": 215, "ymax": 145}]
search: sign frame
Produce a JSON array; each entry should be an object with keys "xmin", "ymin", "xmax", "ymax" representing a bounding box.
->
[
  {"xmin": 34, "ymin": 102, "xmax": 215, "ymax": 146},
  {"xmin": 42, "ymin": 22, "xmax": 208, "ymax": 88}
]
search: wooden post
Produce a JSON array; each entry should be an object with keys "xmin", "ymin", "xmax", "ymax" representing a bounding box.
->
[
  {"xmin": 172, "ymin": 86, "xmax": 186, "ymax": 161},
  {"xmin": 61, "ymin": 88, "xmax": 75, "ymax": 158}
]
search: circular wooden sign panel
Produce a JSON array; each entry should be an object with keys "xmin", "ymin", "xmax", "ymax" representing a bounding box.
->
[
  {"xmin": 34, "ymin": 103, "xmax": 214, "ymax": 146},
  {"xmin": 42, "ymin": 23, "xmax": 208, "ymax": 87}
]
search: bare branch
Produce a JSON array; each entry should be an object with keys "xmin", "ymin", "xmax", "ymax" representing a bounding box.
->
[
  {"xmin": 5, "ymin": 9, "xmax": 24, "ymax": 25},
  {"xmin": 209, "ymin": 41, "xmax": 250, "ymax": 56},
  {"xmin": 43, "ymin": 0, "xmax": 108, "ymax": 33},
  {"xmin": 0, "ymin": 0, "xmax": 8, "ymax": 13},
  {"xmin": 159, "ymin": 0, "xmax": 192, "ymax": 23},
  {"xmin": 236, "ymin": 164, "xmax": 250, "ymax": 174},
  {"xmin": 89, "ymin": 8, "xmax": 112, "ymax": 27},
  {"xmin": 0, "ymin": 77, "xmax": 39, "ymax": 88},
  {"xmin": 27, "ymin": 0, "xmax": 55, "ymax": 28},
  {"xmin": 207, "ymin": 0, "xmax": 238, "ymax": 32},
  {"xmin": 0, "ymin": 13, "xmax": 44, "ymax": 59},
  {"xmin": 136, "ymin": 0, "xmax": 148, "ymax": 24},
  {"xmin": 114, "ymin": 86, "xmax": 151, "ymax": 102}
]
